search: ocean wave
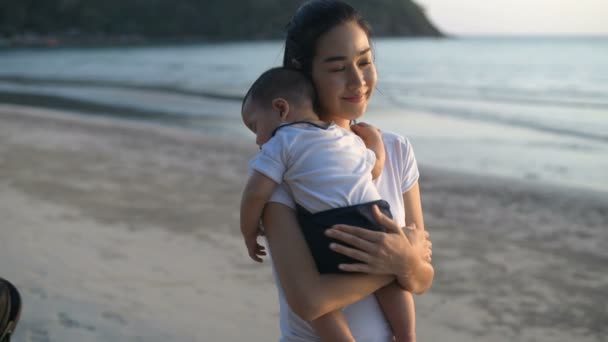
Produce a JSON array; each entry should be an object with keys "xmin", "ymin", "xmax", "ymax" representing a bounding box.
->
[
  {"xmin": 526, "ymin": 141, "xmax": 601, "ymax": 152},
  {"xmin": 0, "ymin": 88, "xmax": 244, "ymax": 133},
  {"xmin": 0, "ymin": 75, "xmax": 243, "ymax": 102},
  {"xmin": 382, "ymin": 80, "xmax": 608, "ymax": 110},
  {"xmin": 2, "ymin": 75, "xmax": 606, "ymax": 144},
  {"xmin": 387, "ymin": 95, "xmax": 608, "ymax": 143}
]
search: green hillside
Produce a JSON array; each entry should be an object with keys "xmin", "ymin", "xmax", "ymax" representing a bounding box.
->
[{"xmin": 0, "ymin": 0, "xmax": 444, "ymax": 43}]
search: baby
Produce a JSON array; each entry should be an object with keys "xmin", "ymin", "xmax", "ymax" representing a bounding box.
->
[{"xmin": 240, "ymin": 67, "xmax": 413, "ymax": 341}]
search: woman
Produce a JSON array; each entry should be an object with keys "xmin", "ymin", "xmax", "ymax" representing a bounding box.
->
[{"xmin": 261, "ymin": 1, "xmax": 434, "ymax": 341}]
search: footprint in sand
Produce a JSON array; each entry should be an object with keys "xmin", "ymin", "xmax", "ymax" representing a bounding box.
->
[
  {"xmin": 97, "ymin": 248, "xmax": 127, "ymax": 261},
  {"xmin": 26, "ymin": 326, "xmax": 50, "ymax": 342},
  {"xmin": 57, "ymin": 312, "xmax": 96, "ymax": 332},
  {"xmin": 27, "ymin": 287, "xmax": 47, "ymax": 300},
  {"xmin": 101, "ymin": 311, "xmax": 128, "ymax": 326}
]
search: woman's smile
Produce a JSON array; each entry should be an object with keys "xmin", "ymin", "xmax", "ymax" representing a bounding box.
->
[{"xmin": 342, "ymin": 94, "xmax": 364, "ymax": 103}]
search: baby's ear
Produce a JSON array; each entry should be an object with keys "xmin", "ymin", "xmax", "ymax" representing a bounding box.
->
[{"xmin": 271, "ymin": 98, "xmax": 290, "ymax": 121}]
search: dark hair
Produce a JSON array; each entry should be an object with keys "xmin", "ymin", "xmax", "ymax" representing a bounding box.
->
[
  {"xmin": 283, "ymin": 0, "xmax": 372, "ymax": 74},
  {"xmin": 242, "ymin": 67, "xmax": 316, "ymax": 112}
]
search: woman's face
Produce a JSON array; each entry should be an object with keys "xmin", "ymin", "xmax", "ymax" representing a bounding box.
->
[{"xmin": 311, "ymin": 21, "xmax": 377, "ymax": 128}]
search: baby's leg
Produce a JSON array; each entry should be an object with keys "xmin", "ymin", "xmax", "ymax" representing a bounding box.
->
[
  {"xmin": 310, "ymin": 310, "xmax": 355, "ymax": 342},
  {"xmin": 375, "ymin": 282, "xmax": 416, "ymax": 342}
]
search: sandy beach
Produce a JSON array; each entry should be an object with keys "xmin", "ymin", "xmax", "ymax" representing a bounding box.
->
[{"xmin": 1, "ymin": 103, "xmax": 606, "ymax": 342}]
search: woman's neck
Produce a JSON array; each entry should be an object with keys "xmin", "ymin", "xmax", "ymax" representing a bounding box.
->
[
  {"xmin": 318, "ymin": 112, "xmax": 352, "ymax": 130},
  {"xmin": 293, "ymin": 110, "xmax": 325, "ymax": 126}
]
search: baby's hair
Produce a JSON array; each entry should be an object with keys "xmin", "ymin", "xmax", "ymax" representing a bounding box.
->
[{"xmin": 242, "ymin": 67, "xmax": 316, "ymax": 112}]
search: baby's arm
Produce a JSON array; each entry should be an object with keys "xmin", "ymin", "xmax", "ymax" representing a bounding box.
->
[
  {"xmin": 310, "ymin": 311, "xmax": 355, "ymax": 342},
  {"xmin": 351, "ymin": 122, "xmax": 386, "ymax": 179},
  {"xmin": 240, "ymin": 171, "xmax": 279, "ymax": 262}
]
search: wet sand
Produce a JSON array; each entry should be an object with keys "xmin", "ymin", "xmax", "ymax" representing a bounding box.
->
[{"xmin": 1, "ymin": 104, "xmax": 606, "ymax": 341}]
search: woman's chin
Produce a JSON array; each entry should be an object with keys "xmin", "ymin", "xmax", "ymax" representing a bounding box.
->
[
  {"xmin": 340, "ymin": 104, "xmax": 367, "ymax": 119},
  {"xmin": 346, "ymin": 108, "xmax": 367, "ymax": 121}
]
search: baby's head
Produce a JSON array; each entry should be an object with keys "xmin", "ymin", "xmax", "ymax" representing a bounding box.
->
[{"xmin": 241, "ymin": 67, "xmax": 317, "ymax": 146}]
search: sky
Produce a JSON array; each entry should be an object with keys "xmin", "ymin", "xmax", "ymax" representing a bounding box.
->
[{"xmin": 416, "ymin": 0, "xmax": 608, "ymax": 35}]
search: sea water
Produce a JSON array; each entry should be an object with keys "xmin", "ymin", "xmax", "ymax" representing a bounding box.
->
[{"xmin": 0, "ymin": 37, "xmax": 606, "ymax": 192}]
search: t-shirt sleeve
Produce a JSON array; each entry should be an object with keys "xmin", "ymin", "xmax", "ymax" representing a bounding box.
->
[
  {"xmin": 250, "ymin": 136, "xmax": 287, "ymax": 184},
  {"xmin": 268, "ymin": 182, "xmax": 296, "ymax": 209},
  {"xmin": 399, "ymin": 136, "xmax": 420, "ymax": 193},
  {"xmin": 247, "ymin": 157, "xmax": 295, "ymax": 209}
]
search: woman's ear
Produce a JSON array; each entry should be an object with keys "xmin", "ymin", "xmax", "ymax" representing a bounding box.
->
[{"xmin": 271, "ymin": 98, "xmax": 290, "ymax": 121}]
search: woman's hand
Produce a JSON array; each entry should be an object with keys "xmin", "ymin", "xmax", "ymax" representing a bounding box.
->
[
  {"xmin": 324, "ymin": 205, "xmax": 433, "ymax": 293},
  {"xmin": 404, "ymin": 223, "xmax": 432, "ymax": 263},
  {"xmin": 263, "ymin": 202, "xmax": 395, "ymax": 320}
]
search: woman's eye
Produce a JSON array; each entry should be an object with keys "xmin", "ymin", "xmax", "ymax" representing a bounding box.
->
[
  {"xmin": 359, "ymin": 60, "xmax": 372, "ymax": 66},
  {"xmin": 330, "ymin": 66, "xmax": 346, "ymax": 72}
]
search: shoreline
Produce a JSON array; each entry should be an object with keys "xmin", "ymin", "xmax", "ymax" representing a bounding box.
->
[
  {"xmin": 1, "ymin": 81, "xmax": 607, "ymax": 196},
  {"xmin": 1, "ymin": 104, "xmax": 607, "ymax": 341}
]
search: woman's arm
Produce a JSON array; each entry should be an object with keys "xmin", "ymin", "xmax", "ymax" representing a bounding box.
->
[
  {"xmin": 399, "ymin": 182, "xmax": 434, "ymax": 293},
  {"xmin": 262, "ymin": 202, "xmax": 393, "ymax": 321},
  {"xmin": 403, "ymin": 182, "xmax": 424, "ymax": 230}
]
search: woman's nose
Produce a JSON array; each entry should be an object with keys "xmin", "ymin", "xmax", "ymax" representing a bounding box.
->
[{"xmin": 347, "ymin": 67, "xmax": 365, "ymax": 90}]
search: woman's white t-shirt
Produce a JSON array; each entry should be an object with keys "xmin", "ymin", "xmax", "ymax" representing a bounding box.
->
[{"xmin": 267, "ymin": 131, "xmax": 419, "ymax": 342}]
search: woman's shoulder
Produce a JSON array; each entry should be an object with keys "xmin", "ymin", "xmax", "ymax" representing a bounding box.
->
[
  {"xmin": 380, "ymin": 129, "xmax": 418, "ymax": 168},
  {"xmin": 381, "ymin": 130, "xmax": 414, "ymax": 151},
  {"xmin": 380, "ymin": 130, "xmax": 420, "ymax": 193}
]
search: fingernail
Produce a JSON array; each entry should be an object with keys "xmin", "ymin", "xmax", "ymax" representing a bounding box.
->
[
  {"xmin": 330, "ymin": 243, "xmax": 337, "ymax": 249},
  {"xmin": 325, "ymin": 229, "xmax": 334, "ymax": 236}
]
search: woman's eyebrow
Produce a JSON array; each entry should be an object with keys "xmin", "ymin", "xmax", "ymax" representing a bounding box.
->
[{"xmin": 322, "ymin": 47, "xmax": 371, "ymax": 63}]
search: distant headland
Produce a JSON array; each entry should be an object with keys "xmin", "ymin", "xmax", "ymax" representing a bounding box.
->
[{"xmin": 0, "ymin": 0, "xmax": 444, "ymax": 48}]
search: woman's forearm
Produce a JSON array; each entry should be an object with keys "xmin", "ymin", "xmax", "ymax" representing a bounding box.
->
[
  {"xmin": 396, "ymin": 258, "xmax": 434, "ymax": 295},
  {"xmin": 314, "ymin": 273, "xmax": 393, "ymax": 319},
  {"xmin": 263, "ymin": 202, "xmax": 393, "ymax": 320},
  {"xmin": 401, "ymin": 182, "xmax": 434, "ymax": 294}
]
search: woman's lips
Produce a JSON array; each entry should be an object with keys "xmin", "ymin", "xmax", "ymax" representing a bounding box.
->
[{"xmin": 342, "ymin": 95, "xmax": 364, "ymax": 103}]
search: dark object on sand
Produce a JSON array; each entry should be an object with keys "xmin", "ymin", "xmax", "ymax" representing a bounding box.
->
[{"xmin": 0, "ymin": 278, "xmax": 21, "ymax": 342}]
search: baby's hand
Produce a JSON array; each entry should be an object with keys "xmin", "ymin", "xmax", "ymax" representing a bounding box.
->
[
  {"xmin": 351, "ymin": 122, "xmax": 383, "ymax": 149},
  {"xmin": 244, "ymin": 227, "xmax": 266, "ymax": 263},
  {"xmin": 352, "ymin": 122, "xmax": 386, "ymax": 179}
]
